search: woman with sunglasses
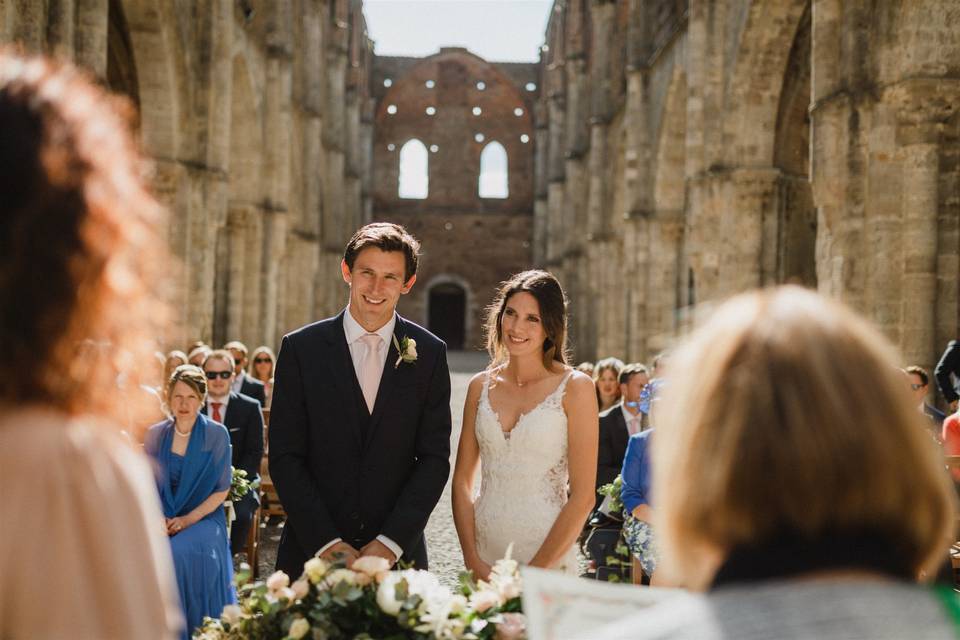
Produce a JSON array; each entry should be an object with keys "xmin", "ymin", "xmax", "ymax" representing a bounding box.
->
[
  {"xmin": 247, "ymin": 346, "xmax": 276, "ymax": 408},
  {"xmin": 145, "ymin": 364, "xmax": 235, "ymax": 639}
]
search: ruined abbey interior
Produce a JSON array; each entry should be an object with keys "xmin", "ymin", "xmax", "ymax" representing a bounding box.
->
[{"xmin": 3, "ymin": 0, "xmax": 959, "ymax": 375}]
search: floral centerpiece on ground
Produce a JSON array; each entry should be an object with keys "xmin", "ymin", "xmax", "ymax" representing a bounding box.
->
[{"xmin": 195, "ymin": 550, "xmax": 525, "ymax": 640}]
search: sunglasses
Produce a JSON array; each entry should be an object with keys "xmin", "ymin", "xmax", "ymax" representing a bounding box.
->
[
  {"xmin": 205, "ymin": 371, "xmax": 233, "ymax": 380},
  {"xmin": 254, "ymin": 358, "xmax": 272, "ymax": 364}
]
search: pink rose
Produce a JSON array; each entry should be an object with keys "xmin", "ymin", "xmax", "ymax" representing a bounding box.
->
[{"xmin": 266, "ymin": 570, "xmax": 290, "ymax": 591}]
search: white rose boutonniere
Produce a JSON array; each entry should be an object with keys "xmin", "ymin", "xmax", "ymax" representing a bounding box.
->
[{"xmin": 392, "ymin": 335, "xmax": 417, "ymax": 368}]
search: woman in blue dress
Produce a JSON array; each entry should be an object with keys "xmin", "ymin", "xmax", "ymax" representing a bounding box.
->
[{"xmin": 145, "ymin": 365, "xmax": 236, "ymax": 639}]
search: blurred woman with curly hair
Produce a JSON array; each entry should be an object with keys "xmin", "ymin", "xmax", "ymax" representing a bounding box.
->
[{"xmin": 0, "ymin": 52, "xmax": 181, "ymax": 638}]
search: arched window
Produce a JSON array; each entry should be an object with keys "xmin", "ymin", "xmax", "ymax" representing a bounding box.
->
[
  {"xmin": 478, "ymin": 141, "xmax": 508, "ymax": 198},
  {"xmin": 398, "ymin": 139, "xmax": 428, "ymax": 199}
]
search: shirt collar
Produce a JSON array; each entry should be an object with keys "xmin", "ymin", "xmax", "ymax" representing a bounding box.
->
[
  {"xmin": 621, "ymin": 402, "xmax": 639, "ymax": 424},
  {"xmin": 343, "ymin": 305, "xmax": 397, "ymax": 347}
]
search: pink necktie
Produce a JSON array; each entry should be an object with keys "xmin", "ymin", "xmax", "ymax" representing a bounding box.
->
[
  {"xmin": 359, "ymin": 333, "xmax": 382, "ymax": 412},
  {"xmin": 628, "ymin": 417, "xmax": 640, "ymax": 436}
]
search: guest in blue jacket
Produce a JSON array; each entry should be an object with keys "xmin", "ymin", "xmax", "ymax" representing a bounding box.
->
[{"xmin": 621, "ymin": 427, "xmax": 658, "ymax": 584}]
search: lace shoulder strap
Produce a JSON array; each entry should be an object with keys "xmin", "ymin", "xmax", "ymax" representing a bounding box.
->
[{"xmin": 542, "ymin": 369, "xmax": 576, "ymax": 410}]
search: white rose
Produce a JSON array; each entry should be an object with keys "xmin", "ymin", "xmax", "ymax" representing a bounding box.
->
[
  {"xmin": 277, "ymin": 586, "xmax": 296, "ymax": 602},
  {"xmin": 324, "ymin": 568, "xmax": 357, "ymax": 587},
  {"xmin": 469, "ymin": 589, "xmax": 501, "ymax": 613},
  {"xmin": 407, "ymin": 345, "xmax": 417, "ymax": 358},
  {"xmin": 288, "ymin": 617, "xmax": 310, "ymax": 640},
  {"xmin": 221, "ymin": 604, "xmax": 243, "ymax": 625},
  {"xmin": 291, "ymin": 578, "xmax": 310, "ymax": 600},
  {"xmin": 266, "ymin": 570, "xmax": 290, "ymax": 591},
  {"xmin": 407, "ymin": 338, "xmax": 417, "ymax": 349},
  {"xmin": 376, "ymin": 573, "xmax": 403, "ymax": 616},
  {"xmin": 303, "ymin": 557, "xmax": 328, "ymax": 584},
  {"xmin": 351, "ymin": 556, "xmax": 391, "ymax": 577}
]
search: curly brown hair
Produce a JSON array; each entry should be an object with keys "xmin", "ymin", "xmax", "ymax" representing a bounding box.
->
[{"xmin": 0, "ymin": 52, "xmax": 169, "ymax": 426}]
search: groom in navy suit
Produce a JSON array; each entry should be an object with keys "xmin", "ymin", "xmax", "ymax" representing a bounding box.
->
[{"xmin": 269, "ymin": 223, "xmax": 452, "ymax": 577}]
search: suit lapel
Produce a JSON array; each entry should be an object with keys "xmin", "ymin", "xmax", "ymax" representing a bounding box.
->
[
  {"xmin": 614, "ymin": 408, "xmax": 629, "ymax": 451},
  {"xmin": 324, "ymin": 310, "xmax": 364, "ymax": 448}
]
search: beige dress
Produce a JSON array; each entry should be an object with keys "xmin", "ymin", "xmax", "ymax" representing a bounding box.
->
[{"xmin": 0, "ymin": 407, "xmax": 182, "ymax": 639}]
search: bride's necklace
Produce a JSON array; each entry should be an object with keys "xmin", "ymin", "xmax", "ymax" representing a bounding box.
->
[{"xmin": 514, "ymin": 370, "xmax": 550, "ymax": 388}]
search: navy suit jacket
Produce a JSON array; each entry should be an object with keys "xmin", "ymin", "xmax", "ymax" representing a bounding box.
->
[
  {"xmin": 596, "ymin": 404, "xmax": 630, "ymax": 510},
  {"xmin": 240, "ymin": 375, "xmax": 267, "ymax": 407},
  {"xmin": 269, "ymin": 311, "xmax": 451, "ymax": 577}
]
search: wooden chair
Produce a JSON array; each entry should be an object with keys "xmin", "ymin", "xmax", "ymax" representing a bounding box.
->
[
  {"xmin": 259, "ymin": 408, "xmax": 286, "ymax": 518},
  {"xmin": 245, "ymin": 504, "xmax": 261, "ymax": 579}
]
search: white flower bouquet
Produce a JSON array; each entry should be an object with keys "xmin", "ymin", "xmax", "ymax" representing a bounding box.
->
[{"xmin": 195, "ymin": 552, "xmax": 524, "ymax": 640}]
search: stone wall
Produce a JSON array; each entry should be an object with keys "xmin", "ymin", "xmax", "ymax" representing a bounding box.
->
[
  {"xmin": 535, "ymin": 0, "xmax": 960, "ymax": 383},
  {"xmin": 1, "ymin": 0, "xmax": 373, "ymax": 351}
]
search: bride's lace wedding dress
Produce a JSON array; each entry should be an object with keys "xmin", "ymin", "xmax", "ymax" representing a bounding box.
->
[{"xmin": 473, "ymin": 370, "xmax": 578, "ymax": 574}]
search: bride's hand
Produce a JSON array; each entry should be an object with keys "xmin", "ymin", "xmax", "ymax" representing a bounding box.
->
[{"xmin": 466, "ymin": 557, "xmax": 493, "ymax": 582}]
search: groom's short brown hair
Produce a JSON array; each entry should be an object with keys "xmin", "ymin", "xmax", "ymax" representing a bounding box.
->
[{"xmin": 343, "ymin": 222, "xmax": 421, "ymax": 281}]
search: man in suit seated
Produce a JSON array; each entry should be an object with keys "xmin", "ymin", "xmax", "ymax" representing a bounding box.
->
[
  {"xmin": 595, "ymin": 363, "xmax": 649, "ymax": 511},
  {"xmin": 203, "ymin": 349, "xmax": 265, "ymax": 555},
  {"xmin": 225, "ymin": 340, "xmax": 267, "ymax": 407}
]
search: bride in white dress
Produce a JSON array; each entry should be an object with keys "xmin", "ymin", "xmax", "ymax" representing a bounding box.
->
[{"xmin": 452, "ymin": 270, "xmax": 599, "ymax": 579}]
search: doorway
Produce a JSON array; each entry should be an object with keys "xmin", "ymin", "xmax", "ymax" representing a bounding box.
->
[{"xmin": 428, "ymin": 283, "xmax": 466, "ymax": 350}]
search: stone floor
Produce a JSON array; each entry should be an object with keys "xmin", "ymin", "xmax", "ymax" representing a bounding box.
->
[{"xmin": 248, "ymin": 350, "xmax": 489, "ymax": 588}]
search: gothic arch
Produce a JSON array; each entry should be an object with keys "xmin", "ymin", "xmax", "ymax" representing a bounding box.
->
[
  {"xmin": 423, "ymin": 274, "xmax": 474, "ymax": 351},
  {"xmin": 399, "ymin": 138, "xmax": 429, "ymax": 199},
  {"xmin": 479, "ymin": 141, "xmax": 509, "ymax": 198},
  {"xmin": 723, "ymin": 0, "xmax": 810, "ymax": 167},
  {"xmin": 118, "ymin": 0, "xmax": 184, "ymax": 161}
]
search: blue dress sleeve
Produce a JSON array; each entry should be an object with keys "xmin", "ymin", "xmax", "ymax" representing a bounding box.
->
[
  {"xmin": 208, "ymin": 422, "xmax": 233, "ymax": 493},
  {"xmin": 620, "ymin": 432, "xmax": 651, "ymax": 514}
]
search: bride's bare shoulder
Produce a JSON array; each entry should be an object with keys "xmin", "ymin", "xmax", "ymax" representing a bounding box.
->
[
  {"xmin": 563, "ymin": 368, "xmax": 599, "ymax": 398},
  {"xmin": 466, "ymin": 367, "xmax": 499, "ymax": 395}
]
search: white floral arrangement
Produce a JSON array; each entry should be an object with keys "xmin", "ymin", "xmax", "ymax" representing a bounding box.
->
[{"xmin": 195, "ymin": 552, "xmax": 525, "ymax": 640}]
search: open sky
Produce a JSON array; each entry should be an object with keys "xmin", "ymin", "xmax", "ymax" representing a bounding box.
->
[{"xmin": 363, "ymin": 1, "xmax": 555, "ymax": 62}]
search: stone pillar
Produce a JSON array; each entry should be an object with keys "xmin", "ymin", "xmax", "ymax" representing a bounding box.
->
[
  {"xmin": 886, "ymin": 80, "xmax": 960, "ymax": 365},
  {"xmin": 74, "ymin": 0, "xmax": 107, "ymax": 76}
]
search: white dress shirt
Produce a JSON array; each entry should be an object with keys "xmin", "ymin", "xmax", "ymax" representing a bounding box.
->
[
  {"xmin": 231, "ymin": 371, "xmax": 246, "ymax": 396},
  {"xmin": 343, "ymin": 304, "xmax": 396, "ymax": 386},
  {"xmin": 316, "ymin": 306, "xmax": 403, "ymax": 562}
]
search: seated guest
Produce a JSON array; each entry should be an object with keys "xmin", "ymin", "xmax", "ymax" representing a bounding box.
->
[
  {"xmin": 594, "ymin": 357, "xmax": 625, "ymax": 413},
  {"xmin": 163, "ymin": 351, "xmax": 189, "ymax": 392},
  {"xmin": 224, "ymin": 340, "xmax": 266, "ymax": 406},
  {"xmin": 0, "ymin": 51, "xmax": 181, "ymax": 639},
  {"xmin": 594, "ymin": 287, "xmax": 957, "ymax": 638},
  {"xmin": 595, "ymin": 364, "xmax": 648, "ymax": 510},
  {"xmin": 187, "ymin": 345, "xmax": 211, "ymax": 367},
  {"xmin": 248, "ymin": 345, "xmax": 276, "ymax": 408},
  {"xmin": 905, "ymin": 365, "xmax": 945, "ymax": 441},
  {"xmin": 203, "ymin": 350, "xmax": 265, "ymax": 555},
  {"xmin": 620, "ymin": 429, "xmax": 658, "ymax": 585},
  {"xmin": 145, "ymin": 365, "xmax": 235, "ymax": 639}
]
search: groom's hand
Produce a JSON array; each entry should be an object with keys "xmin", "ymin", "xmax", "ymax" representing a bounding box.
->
[
  {"xmin": 320, "ymin": 542, "xmax": 360, "ymax": 564},
  {"xmin": 359, "ymin": 540, "xmax": 398, "ymax": 566}
]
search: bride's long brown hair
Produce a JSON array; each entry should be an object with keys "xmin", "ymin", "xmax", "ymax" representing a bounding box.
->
[{"xmin": 484, "ymin": 270, "xmax": 569, "ymax": 370}]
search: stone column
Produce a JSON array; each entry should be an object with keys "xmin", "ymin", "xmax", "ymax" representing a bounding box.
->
[
  {"xmin": 886, "ymin": 80, "xmax": 960, "ymax": 365},
  {"xmin": 74, "ymin": 0, "xmax": 107, "ymax": 76}
]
